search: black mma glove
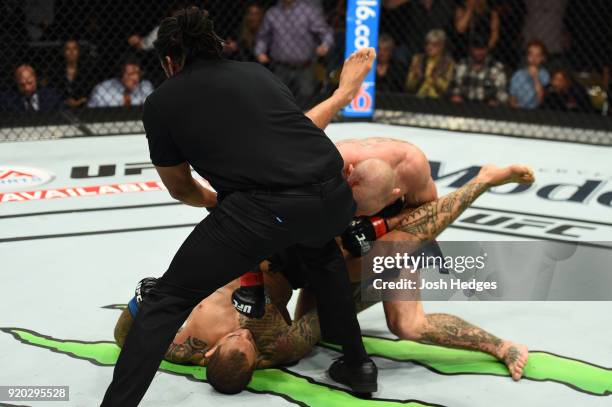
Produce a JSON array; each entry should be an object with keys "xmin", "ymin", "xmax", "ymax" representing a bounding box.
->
[
  {"xmin": 127, "ymin": 277, "xmax": 158, "ymax": 318},
  {"xmin": 232, "ymin": 269, "xmax": 266, "ymax": 318},
  {"xmin": 341, "ymin": 215, "xmax": 389, "ymax": 258}
]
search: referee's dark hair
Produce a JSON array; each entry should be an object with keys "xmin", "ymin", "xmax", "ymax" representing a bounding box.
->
[{"xmin": 154, "ymin": 6, "xmax": 224, "ymax": 66}]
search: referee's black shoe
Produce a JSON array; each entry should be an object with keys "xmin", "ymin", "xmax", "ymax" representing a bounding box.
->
[{"xmin": 329, "ymin": 356, "xmax": 378, "ymax": 393}]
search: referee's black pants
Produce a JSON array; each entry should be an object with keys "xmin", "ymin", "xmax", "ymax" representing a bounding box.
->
[{"xmin": 100, "ymin": 177, "xmax": 369, "ymax": 406}]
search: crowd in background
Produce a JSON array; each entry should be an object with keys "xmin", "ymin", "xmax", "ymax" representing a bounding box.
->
[{"xmin": 0, "ymin": 0, "xmax": 610, "ymax": 115}]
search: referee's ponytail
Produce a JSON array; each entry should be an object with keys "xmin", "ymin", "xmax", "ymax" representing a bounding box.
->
[{"xmin": 154, "ymin": 6, "xmax": 224, "ymax": 66}]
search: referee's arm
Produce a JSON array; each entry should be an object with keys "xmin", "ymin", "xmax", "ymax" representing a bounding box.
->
[
  {"xmin": 143, "ymin": 97, "xmax": 217, "ymax": 208},
  {"xmin": 156, "ymin": 163, "xmax": 217, "ymax": 208}
]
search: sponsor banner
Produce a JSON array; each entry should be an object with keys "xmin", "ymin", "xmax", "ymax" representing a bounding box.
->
[
  {"xmin": 0, "ymin": 166, "xmax": 55, "ymax": 192},
  {"xmin": 0, "ymin": 178, "xmax": 213, "ymax": 204},
  {"xmin": 361, "ymin": 241, "xmax": 612, "ymax": 301},
  {"xmin": 342, "ymin": 0, "xmax": 381, "ymax": 118},
  {"xmin": 0, "ymin": 180, "xmax": 166, "ymax": 203}
]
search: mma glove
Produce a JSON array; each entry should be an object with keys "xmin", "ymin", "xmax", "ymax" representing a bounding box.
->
[
  {"xmin": 232, "ymin": 269, "xmax": 267, "ymax": 319},
  {"xmin": 127, "ymin": 277, "xmax": 158, "ymax": 318},
  {"xmin": 341, "ymin": 216, "xmax": 389, "ymax": 258}
]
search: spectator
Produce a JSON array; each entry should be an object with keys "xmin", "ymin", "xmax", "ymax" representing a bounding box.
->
[
  {"xmin": 50, "ymin": 40, "xmax": 93, "ymax": 109},
  {"xmin": 450, "ymin": 36, "xmax": 508, "ymax": 106},
  {"xmin": 541, "ymin": 68, "xmax": 592, "ymax": 113},
  {"xmin": 375, "ymin": 34, "xmax": 406, "ymax": 93},
  {"xmin": 454, "ymin": 0, "xmax": 500, "ymax": 54},
  {"xmin": 509, "ymin": 40, "xmax": 549, "ymax": 109},
  {"xmin": 255, "ymin": 0, "xmax": 334, "ymax": 108},
  {"xmin": 224, "ymin": 4, "xmax": 264, "ymax": 62},
  {"xmin": 380, "ymin": 0, "xmax": 455, "ymax": 64},
  {"xmin": 0, "ymin": 64, "xmax": 61, "ymax": 112},
  {"xmin": 87, "ymin": 58, "xmax": 153, "ymax": 108},
  {"xmin": 406, "ymin": 29, "xmax": 455, "ymax": 98},
  {"xmin": 522, "ymin": 0, "xmax": 568, "ymax": 60}
]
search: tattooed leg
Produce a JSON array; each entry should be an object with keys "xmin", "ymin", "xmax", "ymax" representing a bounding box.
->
[
  {"xmin": 386, "ymin": 164, "xmax": 535, "ymax": 242},
  {"xmin": 419, "ymin": 313, "xmax": 529, "ymax": 381}
]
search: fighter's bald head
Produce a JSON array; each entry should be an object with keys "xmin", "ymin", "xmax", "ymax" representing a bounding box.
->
[{"xmin": 348, "ymin": 158, "xmax": 400, "ymax": 215}]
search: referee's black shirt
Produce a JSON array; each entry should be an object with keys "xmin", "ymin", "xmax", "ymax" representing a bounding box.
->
[{"xmin": 143, "ymin": 58, "xmax": 343, "ymax": 193}]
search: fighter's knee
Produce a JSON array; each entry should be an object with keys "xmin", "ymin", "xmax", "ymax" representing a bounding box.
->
[{"xmin": 385, "ymin": 307, "xmax": 426, "ymax": 341}]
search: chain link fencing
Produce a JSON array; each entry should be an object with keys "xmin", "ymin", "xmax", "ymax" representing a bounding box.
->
[{"xmin": 0, "ymin": 0, "xmax": 610, "ymax": 143}]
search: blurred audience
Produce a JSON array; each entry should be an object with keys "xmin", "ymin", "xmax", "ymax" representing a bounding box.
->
[
  {"xmin": 541, "ymin": 68, "xmax": 592, "ymax": 113},
  {"xmin": 454, "ymin": 0, "xmax": 500, "ymax": 55},
  {"xmin": 224, "ymin": 4, "xmax": 264, "ymax": 62},
  {"xmin": 406, "ymin": 29, "xmax": 455, "ymax": 98},
  {"xmin": 509, "ymin": 40, "xmax": 549, "ymax": 109},
  {"xmin": 492, "ymin": 0, "xmax": 526, "ymax": 70},
  {"xmin": 380, "ymin": 0, "xmax": 455, "ymax": 64},
  {"xmin": 50, "ymin": 40, "xmax": 93, "ymax": 109},
  {"xmin": 255, "ymin": 0, "xmax": 334, "ymax": 108},
  {"xmin": 522, "ymin": 0, "xmax": 568, "ymax": 61},
  {"xmin": 127, "ymin": 2, "xmax": 194, "ymax": 52},
  {"xmin": 87, "ymin": 58, "xmax": 152, "ymax": 108},
  {"xmin": 450, "ymin": 36, "xmax": 508, "ymax": 106},
  {"xmin": 1, "ymin": 64, "xmax": 61, "ymax": 112},
  {"xmin": 375, "ymin": 34, "xmax": 406, "ymax": 93},
  {"xmin": 23, "ymin": 0, "xmax": 55, "ymax": 41}
]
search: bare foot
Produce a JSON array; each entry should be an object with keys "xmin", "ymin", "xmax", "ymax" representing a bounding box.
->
[
  {"xmin": 474, "ymin": 164, "xmax": 535, "ymax": 186},
  {"xmin": 498, "ymin": 341, "xmax": 529, "ymax": 380},
  {"xmin": 337, "ymin": 47, "xmax": 377, "ymax": 103}
]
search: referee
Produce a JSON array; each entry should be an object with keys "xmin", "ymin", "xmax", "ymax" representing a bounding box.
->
[{"xmin": 101, "ymin": 7, "xmax": 376, "ymax": 406}]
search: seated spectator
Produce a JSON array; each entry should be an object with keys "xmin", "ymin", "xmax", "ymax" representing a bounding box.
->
[
  {"xmin": 454, "ymin": 0, "xmax": 500, "ymax": 55},
  {"xmin": 509, "ymin": 40, "xmax": 549, "ymax": 109},
  {"xmin": 375, "ymin": 34, "xmax": 406, "ymax": 93},
  {"xmin": 450, "ymin": 36, "xmax": 508, "ymax": 106},
  {"xmin": 87, "ymin": 58, "xmax": 153, "ymax": 108},
  {"xmin": 0, "ymin": 64, "xmax": 61, "ymax": 112},
  {"xmin": 255, "ymin": 0, "xmax": 334, "ymax": 109},
  {"xmin": 541, "ymin": 68, "xmax": 592, "ymax": 113},
  {"xmin": 405, "ymin": 29, "xmax": 455, "ymax": 98},
  {"xmin": 224, "ymin": 4, "xmax": 264, "ymax": 62},
  {"xmin": 50, "ymin": 40, "xmax": 93, "ymax": 109}
]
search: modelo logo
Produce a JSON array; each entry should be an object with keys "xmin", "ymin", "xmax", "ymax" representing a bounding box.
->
[{"xmin": 0, "ymin": 166, "xmax": 55, "ymax": 192}]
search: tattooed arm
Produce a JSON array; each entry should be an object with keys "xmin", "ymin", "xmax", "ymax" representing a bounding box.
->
[
  {"xmin": 386, "ymin": 180, "xmax": 490, "ymax": 241},
  {"xmin": 255, "ymin": 307, "xmax": 322, "ymax": 369},
  {"xmin": 113, "ymin": 308, "xmax": 209, "ymax": 365},
  {"xmin": 164, "ymin": 330, "xmax": 210, "ymax": 366}
]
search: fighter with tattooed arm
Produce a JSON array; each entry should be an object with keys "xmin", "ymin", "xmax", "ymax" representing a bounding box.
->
[
  {"xmin": 113, "ymin": 49, "xmax": 533, "ymax": 393},
  {"xmin": 114, "ymin": 162, "xmax": 534, "ymax": 393}
]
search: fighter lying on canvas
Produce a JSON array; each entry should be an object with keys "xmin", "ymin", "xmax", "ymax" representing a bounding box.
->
[{"xmin": 114, "ymin": 162, "xmax": 533, "ymax": 394}]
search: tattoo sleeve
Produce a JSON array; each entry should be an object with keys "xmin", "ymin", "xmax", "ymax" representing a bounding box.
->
[
  {"xmin": 164, "ymin": 332, "xmax": 210, "ymax": 366},
  {"xmin": 419, "ymin": 313, "xmax": 503, "ymax": 355},
  {"xmin": 389, "ymin": 181, "xmax": 489, "ymax": 241},
  {"xmin": 256, "ymin": 308, "xmax": 321, "ymax": 369}
]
